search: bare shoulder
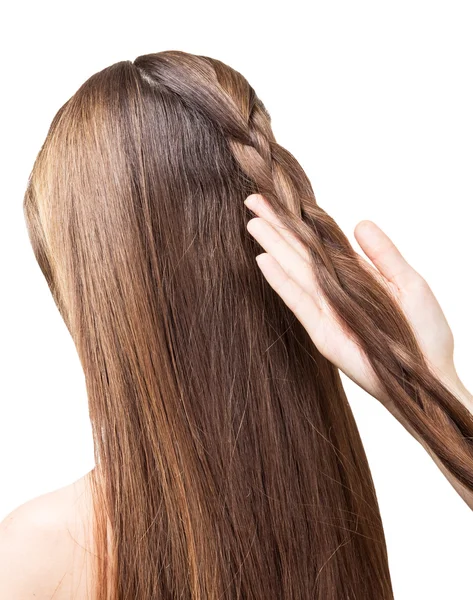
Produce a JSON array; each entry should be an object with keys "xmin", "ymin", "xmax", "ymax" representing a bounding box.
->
[{"xmin": 0, "ymin": 469, "xmax": 96, "ymax": 600}]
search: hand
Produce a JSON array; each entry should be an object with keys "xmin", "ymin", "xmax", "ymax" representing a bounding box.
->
[{"xmin": 244, "ymin": 193, "xmax": 461, "ymax": 406}]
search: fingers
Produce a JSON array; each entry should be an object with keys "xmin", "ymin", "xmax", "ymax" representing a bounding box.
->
[
  {"xmin": 244, "ymin": 194, "xmax": 310, "ymax": 261},
  {"xmin": 254, "ymin": 252, "xmax": 322, "ymax": 338},
  {"xmin": 245, "ymin": 213, "xmax": 323, "ymax": 307},
  {"xmin": 354, "ymin": 220, "xmax": 421, "ymax": 291}
]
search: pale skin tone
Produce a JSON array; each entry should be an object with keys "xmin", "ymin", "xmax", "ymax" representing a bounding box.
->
[
  {"xmin": 244, "ymin": 192, "xmax": 473, "ymax": 507},
  {"xmin": 1, "ymin": 192, "xmax": 472, "ymax": 598}
]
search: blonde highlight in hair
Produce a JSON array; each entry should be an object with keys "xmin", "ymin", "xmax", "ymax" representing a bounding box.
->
[{"xmin": 23, "ymin": 50, "xmax": 473, "ymax": 599}]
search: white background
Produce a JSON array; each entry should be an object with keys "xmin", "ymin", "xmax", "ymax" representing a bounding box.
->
[{"xmin": 1, "ymin": 1, "xmax": 472, "ymax": 598}]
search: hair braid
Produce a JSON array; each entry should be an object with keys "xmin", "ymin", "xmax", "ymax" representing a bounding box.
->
[
  {"xmin": 134, "ymin": 50, "xmax": 473, "ymax": 492},
  {"xmin": 29, "ymin": 49, "xmax": 473, "ymax": 599},
  {"xmin": 246, "ymin": 100, "xmax": 473, "ymax": 491},
  {"xmin": 243, "ymin": 100, "xmax": 473, "ymax": 491}
]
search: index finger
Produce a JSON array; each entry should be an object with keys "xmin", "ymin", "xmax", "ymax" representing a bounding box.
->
[{"xmin": 244, "ymin": 194, "xmax": 310, "ymax": 262}]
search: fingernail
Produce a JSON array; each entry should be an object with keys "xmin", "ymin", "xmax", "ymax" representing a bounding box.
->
[
  {"xmin": 255, "ymin": 253, "xmax": 266, "ymax": 264},
  {"xmin": 244, "ymin": 194, "xmax": 261, "ymax": 208}
]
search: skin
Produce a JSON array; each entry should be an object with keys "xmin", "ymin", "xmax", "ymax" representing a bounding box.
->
[
  {"xmin": 1, "ymin": 192, "xmax": 472, "ymax": 597},
  {"xmin": 0, "ymin": 470, "xmax": 96, "ymax": 599},
  {"xmin": 244, "ymin": 192, "xmax": 473, "ymax": 507}
]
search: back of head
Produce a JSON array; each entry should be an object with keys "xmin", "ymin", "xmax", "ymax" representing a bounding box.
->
[{"xmin": 24, "ymin": 50, "xmax": 473, "ymax": 599}]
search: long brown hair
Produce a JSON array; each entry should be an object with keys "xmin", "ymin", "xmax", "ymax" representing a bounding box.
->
[{"xmin": 23, "ymin": 50, "xmax": 473, "ymax": 599}]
